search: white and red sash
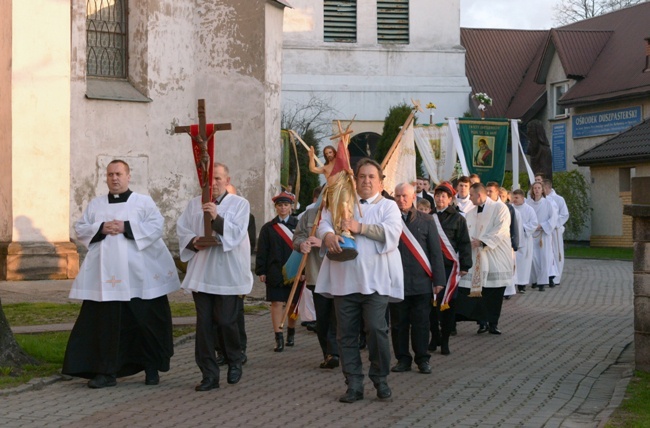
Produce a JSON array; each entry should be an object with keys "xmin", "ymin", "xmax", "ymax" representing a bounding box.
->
[
  {"xmin": 400, "ymin": 224, "xmax": 433, "ymax": 279},
  {"xmin": 272, "ymin": 222, "xmax": 294, "ymax": 250},
  {"xmin": 433, "ymin": 215, "xmax": 460, "ymax": 311}
]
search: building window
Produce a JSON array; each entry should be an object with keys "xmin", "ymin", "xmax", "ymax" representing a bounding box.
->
[
  {"xmin": 551, "ymin": 81, "xmax": 569, "ymax": 118},
  {"xmin": 377, "ymin": 0, "xmax": 409, "ymax": 44},
  {"xmin": 86, "ymin": 0, "xmax": 127, "ymax": 78},
  {"xmin": 324, "ymin": 0, "xmax": 357, "ymax": 43}
]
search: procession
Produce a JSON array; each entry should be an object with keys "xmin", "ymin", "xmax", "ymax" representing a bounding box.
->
[{"xmin": 58, "ymin": 98, "xmax": 572, "ymax": 406}]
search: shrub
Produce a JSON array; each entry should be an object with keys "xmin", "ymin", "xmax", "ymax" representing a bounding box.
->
[
  {"xmin": 552, "ymin": 170, "xmax": 590, "ymax": 240},
  {"xmin": 374, "ymin": 103, "xmax": 424, "ymax": 177}
]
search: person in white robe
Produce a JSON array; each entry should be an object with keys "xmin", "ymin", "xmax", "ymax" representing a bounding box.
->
[
  {"xmin": 459, "ymin": 183, "xmax": 512, "ymax": 335},
  {"xmin": 454, "ymin": 176, "xmax": 474, "ymax": 216},
  {"xmin": 177, "ymin": 163, "xmax": 253, "ymax": 392},
  {"xmin": 544, "ymin": 180, "xmax": 569, "ymax": 285},
  {"xmin": 316, "ymin": 158, "xmax": 403, "ymax": 404},
  {"xmin": 526, "ymin": 182, "xmax": 558, "ymax": 292},
  {"xmin": 511, "ymin": 189, "xmax": 538, "ymax": 293},
  {"xmin": 63, "ymin": 159, "xmax": 180, "ymax": 389}
]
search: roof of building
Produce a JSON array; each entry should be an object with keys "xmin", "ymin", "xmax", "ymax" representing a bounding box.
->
[
  {"xmin": 461, "ymin": 2, "xmax": 650, "ymax": 117},
  {"xmin": 460, "ymin": 28, "xmax": 547, "ymax": 120},
  {"xmin": 547, "ymin": 3, "xmax": 650, "ymax": 107},
  {"xmin": 574, "ymin": 118, "xmax": 650, "ymax": 166}
]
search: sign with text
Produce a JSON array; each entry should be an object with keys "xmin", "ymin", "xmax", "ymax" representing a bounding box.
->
[
  {"xmin": 552, "ymin": 123, "xmax": 566, "ymax": 172},
  {"xmin": 572, "ymin": 106, "xmax": 642, "ymax": 138}
]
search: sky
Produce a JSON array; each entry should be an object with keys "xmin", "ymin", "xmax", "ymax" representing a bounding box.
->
[{"xmin": 460, "ymin": 0, "xmax": 557, "ymax": 30}]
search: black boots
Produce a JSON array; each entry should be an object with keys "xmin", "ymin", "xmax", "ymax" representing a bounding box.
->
[
  {"xmin": 286, "ymin": 328, "xmax": 295, "ymax": 346},
  {"xmin": 440, "ymin": 334, "xmax": 450, "ymax": 355},
  {"xmin": 274, "ymin": 332, "xmax": 284, "ymax": 352}
]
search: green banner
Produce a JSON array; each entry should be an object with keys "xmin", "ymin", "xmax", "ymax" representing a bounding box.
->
[{"xmin": 459, "ymin": 118, "xmax": 509, "ymax": 185}]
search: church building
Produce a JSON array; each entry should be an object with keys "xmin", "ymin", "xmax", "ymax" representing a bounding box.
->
[{"xmin": 0, "ymin": 0, "xmax": 290, "ymax": 279}]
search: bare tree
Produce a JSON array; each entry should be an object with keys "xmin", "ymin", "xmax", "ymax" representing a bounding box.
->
[
  {"xmin": 553, "ymin": 0, "xmax": 646, "ymax": 25},
  {"xmin": 281, "ymin": 94, "xmax": 339, "ymax": 141}
]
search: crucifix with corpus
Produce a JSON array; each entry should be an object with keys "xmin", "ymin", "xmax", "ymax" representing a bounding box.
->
[{"xmin": 174, "ymin": 99, "xmax": 231, "ymax": 247}]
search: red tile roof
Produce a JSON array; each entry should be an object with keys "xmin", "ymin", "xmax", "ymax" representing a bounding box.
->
[
  {"xmin": 460, "ymin": 29, "xmax": 547, "ymax": 119},
  {"xmin": 554, "ymin": 3, "xmax": 650, "ymax": 106}
]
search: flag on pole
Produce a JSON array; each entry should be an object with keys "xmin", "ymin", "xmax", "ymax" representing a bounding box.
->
[
  {"xmin": 383, "ymin": 121, "xmax": 417, "ymax": 196},
  {"xmin": 458, "ymin": 118, "xmax": 510, "ymax": 184},
  {"xmin": 413, "ymin": 123, "xmax": 456, "ymax": 184}
]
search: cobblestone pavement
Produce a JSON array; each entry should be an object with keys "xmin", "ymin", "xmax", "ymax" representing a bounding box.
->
[{"xmin": 0, "ymin": 258, "xmax": 634, "ymax": 427}]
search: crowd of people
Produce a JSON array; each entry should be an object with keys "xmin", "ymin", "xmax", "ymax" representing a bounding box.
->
[{"xmin": 61, "ymin": 157, "xmax": 569, "ymax": 404}]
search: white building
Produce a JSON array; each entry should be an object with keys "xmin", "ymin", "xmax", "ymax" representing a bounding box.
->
[{"xmin": 282, "ymin": 0, "xmax": 471, "ymax": 149}]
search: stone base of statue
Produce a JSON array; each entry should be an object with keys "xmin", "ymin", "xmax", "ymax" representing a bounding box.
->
[{"xmin": 326, "ymin": 235, "xmax": 358, "ymax": 262}]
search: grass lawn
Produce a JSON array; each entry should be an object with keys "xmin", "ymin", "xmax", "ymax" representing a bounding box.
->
[
  {"xmin": 1, "ymin": 301, "xmax": 267, "ymax": 390},
  {"xmin": 564, "ymin": 245, "xmax": 633, "ymax": 260},
  {"xmin": 606, "ymin": 371, "xmax": 650, "ymax": 427}
]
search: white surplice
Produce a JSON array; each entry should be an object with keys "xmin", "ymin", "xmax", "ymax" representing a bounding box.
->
[
  {"xmin": 513, "ymin": 202, "xmax": 538, "ymax": 285},
  {"xmin": 177, "ymin": 194, "xmax": 253, "ymax": 295},
  {"xmin": 454, "ymin": 195, "xmax": 474, "ymax": 217},
  {"xmin": 315, "ymin": 195, "xmax": 404, "ymax": 302},
  {"xmin": 547, "ymin": 189, "xmax": 569, "ymax": 283},
  {"xmin": 459, "ymin": 197, "xmax": 512, "ymax": 290},
  {"xmin": 70, "ymin": 193, "xmax": 180, "ymax": 302},
  {"xmin": 505, "ymin": 207, "xmax": 523, "ymax": 297},
  {"xmin": 526, "ymin": 197, "xmax": 558, "ymax": 285}
]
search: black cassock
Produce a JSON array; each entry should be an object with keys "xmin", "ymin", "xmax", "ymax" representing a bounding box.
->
[{"xmin": 62, "ymin": 295, "xmax": 174, "ymax": 379}]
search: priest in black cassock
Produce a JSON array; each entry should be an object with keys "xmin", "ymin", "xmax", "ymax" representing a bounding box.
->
[{"xmin": 62, "ymin": 160, "xmax": 180, "ymax": 388}]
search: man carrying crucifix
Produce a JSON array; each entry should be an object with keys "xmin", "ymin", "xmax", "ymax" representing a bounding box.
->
[
  {"xmin": 63, "ymin": 160, "xmax": 180, "ymax": 389},
  {"xmin": 177, "ymin": 163, "xmax": 253, "ymax": 391}
]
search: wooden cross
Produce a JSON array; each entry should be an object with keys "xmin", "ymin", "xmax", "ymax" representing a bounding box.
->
[
  {"xmin": 105, "ymin": 275, "xmax": 122, "ymax": 287},
  {"xmin": 174, "ymin": 99, "xmax": 231, "ymax": 247}
]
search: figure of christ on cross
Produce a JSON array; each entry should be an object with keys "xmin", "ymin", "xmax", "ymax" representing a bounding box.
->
[{"xmin": 174, "ymin": 99, "xmax": 231, "ymax": 247}]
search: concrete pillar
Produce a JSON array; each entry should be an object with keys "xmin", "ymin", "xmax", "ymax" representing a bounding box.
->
[{"xmin": 623, "ymin": 176, "xmax": 650, "ymax": 371}]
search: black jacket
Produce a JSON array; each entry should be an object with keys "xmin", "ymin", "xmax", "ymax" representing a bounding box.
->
[
  {"xmin": 434, "ymin": 205, "xmax": 473, "ymax": 278},
  {"xmin": 255, "ymin": 215, "xmax": 299, "ymax": 287},
  {"xmin": 397, "ymin": 208, "xmax": 446, "ymax": 296}
]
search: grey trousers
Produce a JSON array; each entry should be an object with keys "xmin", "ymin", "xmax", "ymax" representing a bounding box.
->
[{"xmin": 333, "ymin": 292, "xmax": 391, "ymax": 389}]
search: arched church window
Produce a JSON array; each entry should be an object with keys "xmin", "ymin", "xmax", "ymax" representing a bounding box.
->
[
  {"xmin": 349, "ymin": 132, "xmax": 380, "ymax": 169},
  {"xmin": 86, "ymin": 0, "xmax": 127, "ymax": 78}
]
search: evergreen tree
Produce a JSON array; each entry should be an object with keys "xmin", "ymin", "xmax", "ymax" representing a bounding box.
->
[{"xmin": 374, "ymin": 103, "xmax": 424, "ymax": 177}]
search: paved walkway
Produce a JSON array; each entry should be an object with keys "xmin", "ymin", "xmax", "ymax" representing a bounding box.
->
[{"xmin": 0, "ymin": 258, "xmax": 634, "ymax": 427}]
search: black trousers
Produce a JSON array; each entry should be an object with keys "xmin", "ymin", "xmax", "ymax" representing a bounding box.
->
[
  {"xmin": 430, "ymin": 288, "xmax": 456, "ymax": 342},
  {"xmin": 193, "ymin": 292, "xmax": 243, "ymax": 380},
  {"xmin": 215, "ymin": 296, "xmax": 247, "ymax": 356},
  {"xmin": 389, "ymin": 293, "xmax": 431, "ymax": 365},
  {"xmin": 308, "ymin": 285, "xmax": 338, "ymax": 358},
  {"xmin": 334, "ymin": 293, "xmax": 390, "ymax": 390},
  {"xmin": 481, "ymin": 287, "xmax": 506, "ymax": 326}
]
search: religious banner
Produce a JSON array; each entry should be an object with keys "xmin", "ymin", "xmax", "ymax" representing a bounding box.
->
[
  {"xmin": 383, "ymin": 121, "xmax": 417, "ymax": 196},
  {"xmin": 413, "ymin": 123, "xmax": 456, "ymax": 184},
  {"xmin": 458, "ymin": 118, "xmax": 509, "ymax": 184}
]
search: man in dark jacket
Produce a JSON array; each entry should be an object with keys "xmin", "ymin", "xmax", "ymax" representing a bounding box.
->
[
  {"xmin": 389, "ymin": 183, "xmax": 446, "ymax": 374},
  {"xmin": 431, "ymin": 182, "xmax": 472, "ymax": 354}
]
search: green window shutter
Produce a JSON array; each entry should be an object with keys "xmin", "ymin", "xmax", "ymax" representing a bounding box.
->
[
  {"xmin": 324, "ymin": 0, "xmax": 357, "ymax": 43},
  {"xmin": 377, "ymin": 0, "xmax": 409, "ymax": 44}
]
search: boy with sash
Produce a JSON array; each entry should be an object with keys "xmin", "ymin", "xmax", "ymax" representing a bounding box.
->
[
  {"xmin": 390, "ymin": 183, "xmax": 446, "ymax": 374},
  {"xmin": 255, "ymin": 191, "xmax": 300, "ymax": 352}
]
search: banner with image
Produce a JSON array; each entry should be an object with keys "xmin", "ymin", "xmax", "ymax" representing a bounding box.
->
[{"xmin": 458, "ymin": 118, "xmax": 509, "ymax": 184}]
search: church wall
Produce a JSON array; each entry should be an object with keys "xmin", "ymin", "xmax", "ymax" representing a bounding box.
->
[
  {"xmin": 282, "ymin": 0, "xmax": 470, "ymax": 145},
  {"xmin": 69, "ymin": 0, "xmax": 285, "ymax": 251},
  {"xmin": 0, "ymin": 0, "xmax": 12, "ymax": 242}
]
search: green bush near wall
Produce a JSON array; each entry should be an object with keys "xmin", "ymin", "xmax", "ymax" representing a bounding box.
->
[{"xmin": 502, "ymin": 170, "xmax": 589, "ymax": 240}]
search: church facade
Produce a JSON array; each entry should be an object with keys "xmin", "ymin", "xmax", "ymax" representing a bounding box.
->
[
  {"xmin": 282, "ymin": 0, "xmax": 471, "ymax": 153},
  {"xmin": 0, "ymin": 0, "xmax": 289, "ymax": 279}
]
